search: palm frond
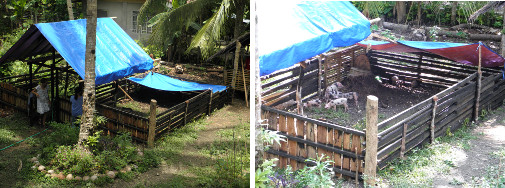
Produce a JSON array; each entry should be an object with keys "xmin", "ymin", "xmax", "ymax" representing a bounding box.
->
[
  {"xmin": 186, "ymin": 0, "xmax": 231, "ymax": 59},
  {"xmin": 468, "ymin": 1, "xmax": 505, "ymax": 22},
  {"xmin": 138, "ymin": 0, "xmax": 167, "ymax": 25},
  {"xmin": 148, "ymin": 0, "xmax": 218, "ymax": 50}
]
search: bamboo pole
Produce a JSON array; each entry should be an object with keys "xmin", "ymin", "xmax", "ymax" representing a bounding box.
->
[
  {"xmin": 400, "ymin": 123, "xmax": 407, "ymax": 159},
  {"xmin": 148, "ymin": 99, "xmax": 157, "ymax": 148},
  {"xmin": 241, "ymin": 58, "xmax": 248, "ymax": 107},
  {"xmin": 430, "ymin": 96, "xmax": 438, "ymax": 143},
  {"xmin": 208, "ymin": 89, "xmax": 213, "ymax": 115},
  {"xmin": 117, "ymin": 82, "xmax": 133, "ymax": 101},
  {"xmin": 296, "ymin": 62, "xmax": 306, "ymax": 115},
  {"xmin": 364, "ymin": 95, "xmax": 378, "ymax": 186},
  {"xmin": 317, "ymin": 55, "xmax": 323, "ymax": 98},
  {"xmin": 474, "ymin": 42, "xmax": 482, "ymax": 122}
]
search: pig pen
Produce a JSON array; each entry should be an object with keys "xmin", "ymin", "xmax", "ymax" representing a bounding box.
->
[{"xmin": 260, "ymin": 45, "xmax": 505, "ymax": 180}]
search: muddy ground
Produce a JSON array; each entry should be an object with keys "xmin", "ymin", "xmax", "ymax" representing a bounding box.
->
[{"xmin": 288, "ymin": 75, "xmax": 442, "ymax": 130}]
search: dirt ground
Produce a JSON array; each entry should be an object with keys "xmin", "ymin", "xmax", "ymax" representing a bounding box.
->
[
  {"xmin": 300, "ymin": 75, "xmax": 442, "ymax": 130},
  {"xmin": 110, "ymin": 99, "xmax": 249, "ymax": 188},
  {"xmin": 157, "ymin": 63, "xmax": 225, "ymax": 85},
  {"xmin": 431, "ymin": 112, "xmax": 505, "ymax": 187}
]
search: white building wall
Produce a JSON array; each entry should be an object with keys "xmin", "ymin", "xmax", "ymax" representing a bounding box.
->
[{"xmin": 97, "ymin": 0, "xmax": 148, "ymax": 41}]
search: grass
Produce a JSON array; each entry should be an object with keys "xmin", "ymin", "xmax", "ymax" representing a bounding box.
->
[
  {"xmin": 375, "ymin": 123, "xmax": 477, "ymax": 187},
  {"xmin": 374, "ymin": 103, "xmax": 505, "ymax": 187},
  {"xmin": 142, "ymin": 107, "xmax": 249, "ymax": 187},
  {"xmin": 308, "ymin": 107, "xmax": 350, "ymax": 125}
]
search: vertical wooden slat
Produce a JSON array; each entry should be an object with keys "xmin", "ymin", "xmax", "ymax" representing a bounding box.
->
[
  {"xmin": 296, "ymin": 118, "xmax": 306, "ymax": 169},
  {"xmin": 317, "ymin": 125, "xmax": 327, "ymax": 160},
  {"xmin": 342, "ymin": 133, "xmax": 351, "ymax": 171},
  {"xmin": 278, "ymin": 114, "xmax": 288, "ymax": 168},
  {"xmin": 307, "ymin": 122, "xmax": 317, "ymax": 159},
  {"xmin": 287, "ymin": 117, "xmax": 297, "ymax": 169}
]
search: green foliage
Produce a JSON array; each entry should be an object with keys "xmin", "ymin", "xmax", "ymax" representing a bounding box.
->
[
  {"xmin": 258, "ymin": 128, "xmax": 286, "ymax": 151},
  {"xmin": 255, "ymin": 158, "xmax": 277, "ymax": 188},
  {"xmin": 212, "ymin": 123, "xmax": 250, "ymax": 187},
  {"xmin": 51, "ymin": 145, "xmax": 96, "ymax": 175},
  {"xmin": 428, "ymin": 26, "xmax": 440, "ymax": 42},
  {"xmin": 137, "ymin": 149, "xmax": 161, "ymax": 173},
  {"xmin": 256, "ymin": 155, "xmax": 336, "ymax": 188},
  {"xmin": 295, "ymin": 155, "xmax": 335, "ymax": 188}
]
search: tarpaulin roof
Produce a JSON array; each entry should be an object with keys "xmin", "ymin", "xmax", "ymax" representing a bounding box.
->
[
  {"xmin": 128, "ymin": 73, "xmax": 227, "ymax": 93},
  {"xmin": 358, "ymin": 40, "xmax": 505, "ymax": 67},
  {"xmin": 34, "ymin": 18, "xmax": 153, "ymax": 85},
  {"xmin": 258, "ymin": 1, "xmax": 371, "ymax": 76}
]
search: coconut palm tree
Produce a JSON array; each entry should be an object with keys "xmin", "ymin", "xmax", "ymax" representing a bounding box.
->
[
  {"xmin": 138, "ymin": 0, "xmax": 248, "ymax": 60},
  {"xmin": 78, "ymin": 0, "xmax": 97, "ymax": 150},
  {"xmin": 139, "ymin": 0, "xmax": 248, "ymax": 97}
]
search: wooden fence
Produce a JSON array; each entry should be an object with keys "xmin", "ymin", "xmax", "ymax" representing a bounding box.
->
[
  {"xmin": 261, "ymin": 45, "xmax": 364, "ymax": 108},
  {"xmin": 224, "ymin": 69, "xmax": 250, "ymax": 92},
  {"xmin": 262, "ymin": 105, "xmax": 365, "ymax": 180},
  {"xmin": 260, "ymin": 46, "xmax": 505, "ymax": 181},
  {"xmin": 0, "ymin": 74, "xmax": 231, "ymax": 145}
]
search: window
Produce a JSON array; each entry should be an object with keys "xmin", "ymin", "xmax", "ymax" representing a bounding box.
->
[{"xmin": 132, "ymin": 11, "xmax": 152, "ymax": 34}]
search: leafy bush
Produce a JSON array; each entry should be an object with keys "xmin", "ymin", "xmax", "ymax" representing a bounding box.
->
[
  {"xmin": 51, "ymin": 145, "xmax": 96, "ymax": 175},
  {"xmin": 137, "ymin": 149, "xmax": 161, "ymax": 173}
]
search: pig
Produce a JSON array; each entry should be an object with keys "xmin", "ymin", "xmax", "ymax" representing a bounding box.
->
[
  {"xmin": 324, "ymin": 82, "xmax": 345, "ymax": 100},
  {"xmin": 303, "ymin": 99, "xmax": 322, "ymax": 109},
  {"xmin": 391, "ymin": 76, "xmax": 404, "ymax": 87},
  {"xmin": 324, "ymin": 98, "xmax": 348, "ymax": 112},
  {"xmin": 336, "ymin": 92, "xmax": 359, "ymax": 107}
]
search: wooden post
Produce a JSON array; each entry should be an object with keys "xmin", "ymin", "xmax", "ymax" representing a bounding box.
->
[
  {"xmin": 417, "ymin": 55, "xmax": 422, "ymax": 80},
  {"xmin": 296, "ymin": 62, "xmax": 305, "ymax": 115},
  {"xmin": 184, "ymin": 100, "xmax": 189, "ymax": 125},
  {"xmin": 430, "ymin": 96, "xmax": 438, "ymax": 143},
  {"xmin": 29, "ymin": 62, "xmax": 33, "ymax": 91},
  {"xmin": 355, "ymin": 146, "xmax": 359, "ymax": 186},
  {"xmin": 51, "ymin": 49, "xmax": 55, "ymax": 121},
  {"xmin": 474, "ymin": 42, "xmax": 482, "ymax": 122},
  {"xmin": 208, "ymin": 89, "xmax": 213, "ymax": 115},
  {"xmin": 400, "ymin": 123, "xmax": 407, "ymax": 159},
  {"xmin": 148, "ymin": 99, "xmax": 157, "ymax": 148},
  {"xmin": 241, "ymin": 58, "xmax": 248, "ymax": 107},
  {"xmin": 364, "ymin": 95, "xmax": 378, "ymax": 186},
  {"xmin": 317, "ymin": 55, "xmax": 323, "ymax": 98},
  {"xmin": 63, "ymin": 64, "xmax": 69, "ymax": 97}
]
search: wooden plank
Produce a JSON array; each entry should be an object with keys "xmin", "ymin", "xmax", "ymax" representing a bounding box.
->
[
  {"xmin": 342, "ymin": 133, "xmax": 351, "ymax": 171},
  {"xmin": 286, "ymin": 116, "xmax": 297, "ymax": 169},
  {"xmin": 261, "ymin": 105, "xmax": 366, "ymax": 136},
  {"xmin": 307, "ymin": 122, "xmax": 317, "ymax": 159},
  {"xmin": 296, "ymin": 119, "xmax": 307, "ymax": 169}
]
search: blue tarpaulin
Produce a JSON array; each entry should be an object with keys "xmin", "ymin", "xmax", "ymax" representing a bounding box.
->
[
  {"xmin": 35, "ymin": 18, "xmax": 153, "ymax": 85},
  {"xmin": 128, "ymin": 73, "xmax": 227, "ymax": 93},
  {"xmin": 258, "ymin": 1, "xmax": 371, "ymax": 76},
  {"xmin": 357, "ymin": 40, "xmax": 505, "ymax": 67}
]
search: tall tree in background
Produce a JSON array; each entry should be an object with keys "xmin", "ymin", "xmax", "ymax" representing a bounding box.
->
[
  {"xmin": 67, "ymin": 0, "xmax": 74, "ymax": 20},
  {"xmin": 78, "ymin": 0, "xmax": 97, "ymax": 150},
  {"xmin": 469, "ymin": 2, "xmax": 505, "ymax": 56},
  {"xmin": 451, "ymin": 2, "xmax": 458, "ymax": 26},
  {"xmin": 396, "ymin": 1, "xmax": 407, "ymax": 24}
]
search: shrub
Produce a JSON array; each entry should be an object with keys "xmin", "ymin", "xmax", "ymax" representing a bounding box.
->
[
  {"xmin": 51, "ymin": 145, "xmax": 96, "ymax": 175},
  {"xmin": 137, "ymin": 149, "xmax": 161, "ymax": 173}
]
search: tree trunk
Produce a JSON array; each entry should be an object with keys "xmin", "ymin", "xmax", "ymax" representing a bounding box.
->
[
  {"xmin": 502, "ymin": 10, "xmax": 505, "ymax": 57},
  {"xmin": 67, "ymin": 0, "xmax": 74, "ymax": 20},
  {"xmin": 396, "ymin": 1, "xmax": 407, "ymax": 24},
  {"xmin": 254, "ymin": 1, "xmax": 263, "ymax": 168},
  {"xmin": 451, "ymin": 2, "xmax": 457, "ymax": 26},
  {"xmin": 417, "ymin": 2, "xmax": 422, "ymax": 26},
  {"xmin": 231, "ymin": 0, "xmax": 245, "ymax": 97},
  {"xmin": 78, "ymin": 0, "xmax": 97, "ymax": 150}
]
